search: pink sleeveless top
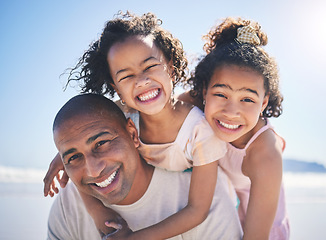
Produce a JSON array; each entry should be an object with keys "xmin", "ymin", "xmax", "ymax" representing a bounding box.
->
[{"xmin": 219, "ymin": 120, "xmax": 290, "ymax": 240}]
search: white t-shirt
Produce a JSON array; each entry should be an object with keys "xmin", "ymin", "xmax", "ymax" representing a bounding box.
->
[{"xmin": 47, "ymin": 168, "xmax": 242, "ymax": 240}]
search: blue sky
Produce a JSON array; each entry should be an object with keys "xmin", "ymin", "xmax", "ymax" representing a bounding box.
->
[{"xmin": 1, "ymin": 0, "xmax": 325, "ymax": 169}]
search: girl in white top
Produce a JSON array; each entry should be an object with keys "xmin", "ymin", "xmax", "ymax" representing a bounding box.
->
[{"xmin": 44, "ymin": 12, "xmax": 228, "ymax": 240}]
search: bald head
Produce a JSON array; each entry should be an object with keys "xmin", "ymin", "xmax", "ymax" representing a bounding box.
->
[
  {"xmin": 52, "ymin": 93, "xmax": 151, "ymax": 206},
  {"xmin": 53, "ymin": 94, "xmax": 127, "ymax": 132}
]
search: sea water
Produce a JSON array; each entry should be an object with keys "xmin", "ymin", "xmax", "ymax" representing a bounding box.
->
[
  {"xmin": 283, "ymin": 173, "xmax": 326, "ymax": 240},
  {"xmin": 0, "ymin": 166, "xmax": 54, "ymax": 240},
  {"xmin": 0, "ymin": 166, "xmax": 325, "ymax": 240}
]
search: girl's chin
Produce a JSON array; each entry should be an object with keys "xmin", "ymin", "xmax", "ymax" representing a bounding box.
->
[
  {"xmin": 213, "ymin": 126, "xmax": 243, "ymax": 143},
  {"xmin": 216, "ymin": 133, "xmax": 237, "ymax": 143},
  {"xmin": 137, "ymin": 103, "xmax": 166, "ymax": 116}
]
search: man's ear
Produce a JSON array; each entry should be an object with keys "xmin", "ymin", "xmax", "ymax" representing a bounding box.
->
[{"xmin": 126, "ymin": 118, "xmax": 140, "ymax": 148}]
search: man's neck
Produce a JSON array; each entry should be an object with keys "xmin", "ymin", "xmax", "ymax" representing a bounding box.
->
[{"xmin": 117, "ymin": 156, "xmax": 154, "ymax": 205}]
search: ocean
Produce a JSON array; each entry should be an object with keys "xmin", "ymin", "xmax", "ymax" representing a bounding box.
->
[{"xmin": 0, "ymin": 166, "xmax": 325, "ymax": 240}]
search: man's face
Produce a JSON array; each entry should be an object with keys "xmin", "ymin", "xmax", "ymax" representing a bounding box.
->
[{"xmin": 54, "ymin": 113, "xmax": 140, "ymax": 206}]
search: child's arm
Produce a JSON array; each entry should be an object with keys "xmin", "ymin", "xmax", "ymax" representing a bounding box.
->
[
  {"xmin": 107, "ymin": 161, "xmax": 218, "ymax": 240},
  {"xmin": 177, "ymin": 91, "xmax": 204, "ymax": 111},
  {"xmin": 78, "ymin": 191, "xmax": 132, "ymax": 238},
  {"xmin": 243, "ymin": 132, "xmax": 283, "ymax": 240},
  {"xmin": 43, "ymin": 152, "xmax": 69, "ymax": 197}
]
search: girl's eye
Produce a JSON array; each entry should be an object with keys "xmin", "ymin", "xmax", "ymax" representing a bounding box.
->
[
  {"xmin": 241, "ymin": 98, "xmax": 255, "ymax": 103},
  {"xmin": 145, "ymin": 64, "xmax": 159, "ymax": 71},
  {"xmin": 119, "ymin": 75, "xmax": 134, "ymax": 82},
  {"xmin": 213, "ymin": 93, "xmax": 227, "ymax": 99}
]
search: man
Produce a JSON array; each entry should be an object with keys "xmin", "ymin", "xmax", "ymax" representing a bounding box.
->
[{"xmin": 48, "ymin": 93, "xmax": 242, "ymax": 239}]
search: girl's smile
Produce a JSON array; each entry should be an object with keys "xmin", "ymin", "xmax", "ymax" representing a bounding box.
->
[
  {"xmin": 136, "ymin": 88, "xmax": 161, "ymax": 103},
  {"xmin": 215, "ymin": 119, "xmax": 243, "ymax": 131}
]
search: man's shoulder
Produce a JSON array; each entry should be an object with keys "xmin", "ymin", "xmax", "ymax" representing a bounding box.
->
[
  {"xmin": 152, "ymin": 167, "xmax": 192, "ymax": 183},
  {"xmin": 47, "ymin": 182, "xmax": 100, "ymax": 240}
]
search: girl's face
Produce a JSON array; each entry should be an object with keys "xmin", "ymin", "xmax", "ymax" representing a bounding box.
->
[
  {"xmin": 107, "ymin": 35, "xmax": 174, "ymax": 116},
  {"xmin": 204, "ymin": 65, "xmax": 269, "ymax": 147}
]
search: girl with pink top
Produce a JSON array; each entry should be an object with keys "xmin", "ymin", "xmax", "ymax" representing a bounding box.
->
[{"xmin": 187, "ymin": 17, "xmax": 290, "ymax": 239}]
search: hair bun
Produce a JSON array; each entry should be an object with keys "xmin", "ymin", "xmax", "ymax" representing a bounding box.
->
[
  {"xmin": 236, "ymin": 25, "xmax": 260, "ymax": 45},
  {"xmin": 204, "ymin": 17, "xmax": 268, "ymax": 53}
]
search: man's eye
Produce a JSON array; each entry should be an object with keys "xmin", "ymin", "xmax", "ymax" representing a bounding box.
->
[
  {"xmin": 67, "ymin": 154, "xmax": 81, "ymax": 164},
  {"xmin": 95, "ymin": 140, "xmax": 109, "ymax": 149}
]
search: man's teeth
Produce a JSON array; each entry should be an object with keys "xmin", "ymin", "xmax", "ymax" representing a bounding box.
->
[
  {"xmin": 95, "ymin": 170, "xmax": 117, "ymax": 188},
  {"xmin": 138, "ymin": 89, "xmax": 159, "ymax": 101},
  {"xmin": 219, "ymin": 121, "xmax": 240, "ymax": 130}
]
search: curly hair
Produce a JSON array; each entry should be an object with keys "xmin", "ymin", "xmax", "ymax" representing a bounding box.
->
[
  {"xmin": 189, "ymin": 17, "xmax": 283, "ymax": 118},
  {"xmin": 66, "ymin": 11, "xmax": 188, "ymax": 98}
]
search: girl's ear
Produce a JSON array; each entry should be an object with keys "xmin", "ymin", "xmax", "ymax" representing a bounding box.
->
[
  {"xmin": 166, "ymin": 60, "xmax": 176, "ymax": 82},
  {"xmin": 202, "ymin": 88, "xmax": 207, "ymax": 101},
  {"xmin": 261, "ymin": 94, "xmax": 270, "ymax": 113},
  {"xmin": 110, "ymin": 83, "xmax": 119, "ymax": 93},
  {"xmin": 110, "ymin": 83, "xmax": 122, "ymax": 98},
  {"xmin": 126, "ymin": 118, "xmax": 140, "ymax": 148},
  {"xmin": 201, "ymin": 88, "xmax": 208, "ymax": 110}
]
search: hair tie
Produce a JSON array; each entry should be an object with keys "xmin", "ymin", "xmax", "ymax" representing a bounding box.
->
[{"xmin": 236, "ymin": 25, "xmax": 260, "ymax": 45}]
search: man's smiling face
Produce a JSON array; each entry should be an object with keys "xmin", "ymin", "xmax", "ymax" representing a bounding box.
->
[{"xmin": 54, "ymin": 110, "xmax": 141, "ymax": 206}]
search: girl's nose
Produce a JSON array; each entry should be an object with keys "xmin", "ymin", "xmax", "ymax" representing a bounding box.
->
[
  {"xmin": 223, "ymin": 101, "xmax": 240, "ymax": 118},
  {"xmin": 135, "ymin": 75, "xmax": 150, "ymax": 88}
]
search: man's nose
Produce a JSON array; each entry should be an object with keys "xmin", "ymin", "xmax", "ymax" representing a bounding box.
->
[{"xmin": 84, "ymin": 154, "xmax": 105, "ymax": 177}]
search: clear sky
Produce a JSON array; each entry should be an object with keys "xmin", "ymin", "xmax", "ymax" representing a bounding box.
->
[{"xmin": 1, "ymin": 0, "xmax": 325, "ymax": 169}]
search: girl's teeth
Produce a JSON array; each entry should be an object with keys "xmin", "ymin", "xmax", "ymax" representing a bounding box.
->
[
  {"xmin": 138, "ymin": 89, "xmax": 159, "ymax": 101},
  {"xmin": 219, "ymin": 121, "xmax": 240, "ymax": 130},
  {"xmin": 95, "ymin": 170, "xmax": 117, "ymax": 188}
]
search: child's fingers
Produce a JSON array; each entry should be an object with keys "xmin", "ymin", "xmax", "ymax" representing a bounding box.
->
[
  {"xmin": 105, "ymin": 221, "xmax": 122, "ymax": 230},
  {"xmin": 43, "ymin": 170, "xmax": 54, "ymax": 196},
  {"xmin": 52, "ymin": 179, "xmax": 59, "ymax": 194},
  {"xmin": 43, "ymin": 156, "xmax": 64, "ymax": 196},
  {"xmin": 44, "ymin": 180, "xmax": 58, "ymax": 197},
  {"xmin": 43, "ymin": 179, "xmax": 57, "ymax": 197},
  {"xmin": 49, "ymin": 190, "xmax": 55, "ymax": 197},
  {"xmin": 43, "ymin": 165, "xmax": 60, "ymax": 196},
  {"xmin": 102, "ymin": 222, "xmax": 122, "ymax": 240},
  {"xmin": 58, "ymin": 171, "xmax": 69, "ymax": 188}
]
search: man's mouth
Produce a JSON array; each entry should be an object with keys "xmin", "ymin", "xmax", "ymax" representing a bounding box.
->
[
  {"xmin": 137, "ymin": 88, "xmax": 160, "ymax": 102},
  {"xmin": 95, "ymin": 169, "xmax": 118, "ymax": 188},
  {"xmin": 218, "ymin": 120, "xmax": 240, "ymax": 130}
]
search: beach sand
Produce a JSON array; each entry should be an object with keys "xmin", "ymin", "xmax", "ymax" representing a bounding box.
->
[
  {"xmin": 0, "ymin": 183, "xmax": 54, "ymax": 240},
  {"xmin": 1, "ymin": 173, "xmax": 326, "ymax": 240}
]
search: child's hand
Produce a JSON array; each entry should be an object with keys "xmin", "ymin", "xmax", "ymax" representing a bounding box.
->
[
  {"xmin": 98, "ymin": 220, "xmax": 123, "ymax": 239},
  {"xmin": 102, "ymin": 216, "xmax": 133, "ymax": 240},
  {"xmin": 43, "ymin": 153, "xmax": 69, "ymax": 197}
]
